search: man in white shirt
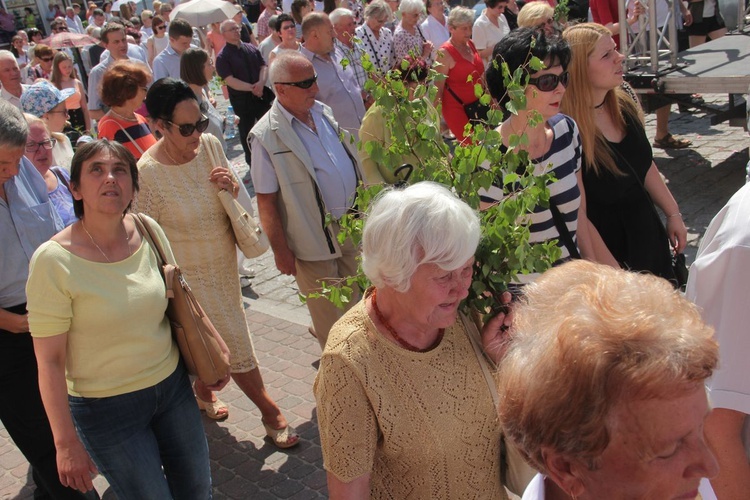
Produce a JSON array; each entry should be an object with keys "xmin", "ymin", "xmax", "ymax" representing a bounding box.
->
[
  {"xmin": 64, "ymin": 6, "xmax": 84, "ymax": 33},
  {"xmin": 0, "ymin": 51, "xmax": 28, "ymax": 108},
  {"xmin": 687, "ymin": 183, "xmax": 750, "ymax": 500},
  {"xmin": 250, "ymin": 52, "xmax": 362, "ymax": 350},
  {"xmin": 88, "ymin": 23, "xmax": 136, "ymax": 119}
]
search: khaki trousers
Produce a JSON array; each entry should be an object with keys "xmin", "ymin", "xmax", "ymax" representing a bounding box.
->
[{"xmin": 294, "ymin": 235, "xmax": 360, "ymax": 350}]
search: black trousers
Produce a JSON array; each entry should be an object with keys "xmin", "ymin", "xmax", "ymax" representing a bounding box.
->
[
  {"xmin": 0, "ymin": 304, "xmax": 97, "ymax": 500},
  {"xmin": 229, "ymin": 89, "xmax": 273, "ymax": 167}
]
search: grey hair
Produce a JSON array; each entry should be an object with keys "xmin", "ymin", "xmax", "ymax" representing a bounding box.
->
[
  {"xmin": 448, "ymin": 6, "xmax": 475, "ymax": 29},
  {"xmin": 362, "ymin": 182, "xmax": 480, "ymax": 293},
  {"xmin": 329, "ymin": 7, "xmax": 354, "ymax": 26},
  {"xmin": 364, "ymin": 0, "xmax": 392, "ymax": 22},
  {"xmin": 269, "ymin": 51, "xmax": 312, "ymax": 85},
  {"xmin": 0, "ymin": 99, "xmax": 29, "ymax": 148},
  {"xmin": 0, "ymin": 49, "xmax": 16, "ymax": 63},
  {"xmin": 399, "ymin": 0, "xmax": 425, "ymax": 15},
  {"xmin": 220, "ymin": 19, "xmax": 236, "ymax": 32}
]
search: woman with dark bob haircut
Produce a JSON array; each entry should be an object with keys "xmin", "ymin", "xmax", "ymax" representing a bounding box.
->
[
  {"xmin": 481, "ymin": 28, "xmax": 617, "ymax": 286},
  {"xmin": 27, "ymin": 139, "xmax": 221, "ymax": 498},
  {"xmin": 497, "ymin": 260, "xmax": 719, "ymax": 499},
  {"xmin": 97, "ymin": 60, "xmax": 156, "ymax": 159},
  {"xmin": 180, "ymin": 48, "xmax": 226, "ymax": 151},
  {"xmin": 135, "ymin": 79, "xmax": 300, "ymax": 447}
]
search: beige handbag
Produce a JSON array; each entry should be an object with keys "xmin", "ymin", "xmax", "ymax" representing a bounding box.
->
[
  {"xmin": 133, "ymin": 214, "xmax": 231, "ymax": 386},
  {"xmin": 462, "ymin": 312, "xmax": 537, "ymax": 499},
  {"xmin": 217, "ymin": 189, "xmax": 270, "ymax": 258},
  {"xmin": 203, "ymin": 136, "xmax": 270, "ymax": 258}
]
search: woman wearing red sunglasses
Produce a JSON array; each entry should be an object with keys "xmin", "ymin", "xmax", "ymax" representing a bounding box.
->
[{"xmin": 482, "ymin": 28, "xmax": 617, "ymax": 286}]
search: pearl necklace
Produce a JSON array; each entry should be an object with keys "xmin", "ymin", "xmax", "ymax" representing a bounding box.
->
[
  {"xmin": 81, "ymin": 218, "xmax": 131, "ymax": 263},
  {"xmin": 371, "ymin": 288, "xmax": 445, "ymax": 352}
]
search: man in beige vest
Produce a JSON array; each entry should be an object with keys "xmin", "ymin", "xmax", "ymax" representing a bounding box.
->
[{"xmin": 249, "ymin": 52, "xmax": 362, "ymax": 350}]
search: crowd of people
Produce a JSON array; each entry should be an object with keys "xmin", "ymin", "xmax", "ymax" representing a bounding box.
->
[{"xmin": 0, "ymin": 0, "xmax": 745, "ymax": 498}]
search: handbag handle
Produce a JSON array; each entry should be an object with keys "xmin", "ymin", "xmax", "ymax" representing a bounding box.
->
[{"xmin": 132, "ymin": 213, "xmax": 169, "ymax": 267}]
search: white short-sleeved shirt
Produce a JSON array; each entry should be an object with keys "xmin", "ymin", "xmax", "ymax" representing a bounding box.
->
[
  {"xmin": 250, "ymin": 101, "xmax": 358, "ymax": 218},
  {"xmin": 472, "ymin": 10, "xmax": 510, "ymax": 67},
  {"xmin": 686, "ymin": 182, "xmax": 750, "ymax": 467}
]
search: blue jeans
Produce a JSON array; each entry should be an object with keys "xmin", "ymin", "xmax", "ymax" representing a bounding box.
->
[{"xmin": 68, "ymin": 364, "xmax": 211, "ymax": 500}]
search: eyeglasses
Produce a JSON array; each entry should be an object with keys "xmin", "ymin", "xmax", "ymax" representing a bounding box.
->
[
  {"xmin": 223, "ymin": 26, "xmax": 241, "ymax": 32},
  {"xmin": 275, "ymin": 74, "xmax": 317, "ymax": 89},
  {"xmin": 155, "ymin": 25, "xmax": 166, "ymax": 31},
  {"xmin": 528, "ymin": 71, "xmax": 569, "ymax": 92},
  {"xmin": 40, "ymin": 56, "xmax": 54, "ymax": 62},
  {"xmin": 280, "ymin": 24, "xmax": 296, "ymax": 30},
  {"xmin": 25, "ymin": 138, "xmax": 57, "ymax": 153},
  {"xmin": 165, "ymin": 115, "xmax": 210, "ymax": 136}
]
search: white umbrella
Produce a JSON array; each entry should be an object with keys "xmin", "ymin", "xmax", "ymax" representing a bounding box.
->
[
  {"xmin": 111, "ymin": 0, "xmax": 128, "ymax": 12},
  {"xmin": 171, "ymin": 0, "xmax": 240, "ymax": 27}
]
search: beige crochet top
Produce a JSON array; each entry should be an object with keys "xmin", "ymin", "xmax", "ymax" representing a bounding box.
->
[{"xmin": 314, "ymin": 298, "xmax": 504, "ymax": 499}]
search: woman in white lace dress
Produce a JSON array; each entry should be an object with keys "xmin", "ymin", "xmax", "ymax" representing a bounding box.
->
[{"xmin": 135, "ymin": 78, "xmax": 299, "ymax": 449}]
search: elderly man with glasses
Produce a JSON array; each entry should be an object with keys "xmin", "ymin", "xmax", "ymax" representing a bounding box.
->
[
  {"xmin": 216, "ymin": 18, "xmax": 271, "ymax": 166},
  {"xmin": 0, "ymin": 99, "xmax": 98, "ymax": 499},
  {"xmin": 249, "ymin": 51, "xmax": 363, "ymax": 351}
]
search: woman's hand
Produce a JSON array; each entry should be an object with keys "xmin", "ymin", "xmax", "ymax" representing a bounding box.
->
[
  {"xmin": 481, "ymin": 291, "xmax": 514, "ymax": 364},
  {"xmin": 666, "ymin": 214, "xmax": 688, "ymax": 254},
  {"xmin": 205, "ymin": 372, "xmax": 231, "ymax": 392},
  {"xmin": 209, "ymin": 167, "xmax": 238, "ymax": 198},
  {"xmin": 56, "ymin": 439, "xmax": 98, "ymax": 493}
]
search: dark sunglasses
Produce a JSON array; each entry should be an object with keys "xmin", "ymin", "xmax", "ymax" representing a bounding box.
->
[
  {"xmin": 166, "ymin": 115, "xmax": 210, "ymax": 136},
  {"xmin": 528, "ymin": 71, "xmax": 569, "ymax": 92},
  {"xmin": 155, "ymin": 24, "xmax": 166, "ymax": 30},
  {"xmin": 40, "ymin": 56, "xmax": 54, "ymax": 62},
  {"xmin": 275, "ymin": 74, "xmax": 317, "ymax": 89}
]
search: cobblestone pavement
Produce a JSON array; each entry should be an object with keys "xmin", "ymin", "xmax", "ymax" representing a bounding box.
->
[{"xmin": 1, "ymin": 94, "xmax": 747, "ymax": 499}]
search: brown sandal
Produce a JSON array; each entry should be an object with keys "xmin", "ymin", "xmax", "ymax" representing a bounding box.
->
[{"xmin": 653, "ymin": 133, "xmax": 692, "ymax": 149}]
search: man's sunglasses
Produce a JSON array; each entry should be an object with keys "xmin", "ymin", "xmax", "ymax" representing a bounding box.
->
[
  {"xmin": 528, "ymin": 71, "xmax": 569, "ymax": 92},
  {"xmin": 275, "ymin": 74, "xmax": 317, "ymax": 89},
  {"xmin": 166, "ymin": 116, "xmax": 210, "ymax": 137}
]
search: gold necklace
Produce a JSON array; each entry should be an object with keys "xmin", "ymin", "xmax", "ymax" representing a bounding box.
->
[
  {"xmin": 109, "ymin": 107, "xmax": 137, "ymax": 121},
  {"xmin": 162, "ymin": 142, "xmax": 185, "ymax": 165},
  {"xmin": 81, "ymin": 218, "xmax": 131, "ymax": 263}
]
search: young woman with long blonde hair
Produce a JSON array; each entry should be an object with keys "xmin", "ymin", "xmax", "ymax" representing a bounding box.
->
[{"xmin": 560, "ymin": 23, "xmax": 686, "ymax": 284}]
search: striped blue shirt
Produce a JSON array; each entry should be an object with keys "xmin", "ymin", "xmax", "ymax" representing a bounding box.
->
[{"xmin": 480, "ymin": 113, "xmax": 582, "ymax": 284}]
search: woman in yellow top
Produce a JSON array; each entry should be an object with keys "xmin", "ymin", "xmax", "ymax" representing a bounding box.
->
[
  {"xmin": 358, "ymin": 56, "xmax": 444, "ymax": 184},
  {"xmin": 26, "ymin": 140, "xmax": 229, "ymax": 498},
  {"xmin": 314, "ymin": 182, "xmax": 513, "ymax": 498}
]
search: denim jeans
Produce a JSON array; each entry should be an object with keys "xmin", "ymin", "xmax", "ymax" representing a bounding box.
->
[{"xmin": 69, "ymin": 363, "xmax": 211, "ymax": 500}]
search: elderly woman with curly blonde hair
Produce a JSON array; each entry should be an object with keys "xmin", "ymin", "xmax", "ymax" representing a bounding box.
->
[
  {"xmin": 517, "ymin": 2, "xmax": 556, "ymax": 35},
  {"xmin": 498, "ymin": 259, "xmax": 719, "ymax": 499}
]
